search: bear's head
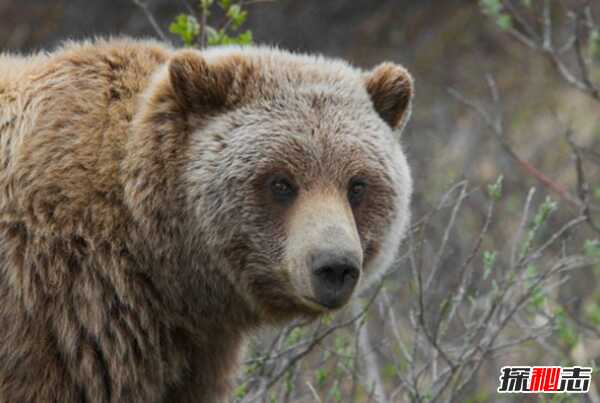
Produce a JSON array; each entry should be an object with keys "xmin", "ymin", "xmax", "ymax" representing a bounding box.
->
[{"xmin": 126, "ymin": 47, "xmax": 413, "ymax": 323}]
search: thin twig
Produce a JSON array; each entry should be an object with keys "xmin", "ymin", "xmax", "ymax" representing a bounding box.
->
[{"xmin": 131, "ymin": 0, "xmax": 170, "ymax": 43}]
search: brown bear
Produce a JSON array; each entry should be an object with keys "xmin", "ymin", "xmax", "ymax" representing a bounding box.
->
[{"xmin": 0, "ymin": 38, "xmax": 414, "ymax": 402}]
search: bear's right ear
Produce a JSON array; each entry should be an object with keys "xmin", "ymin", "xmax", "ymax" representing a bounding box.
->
[
  {"xmin": 364, "ymin": 63, "xmax": 414, "ymax": 133},
  {"xmin": 168, "ymin": 50, "xmax": 235, "ymax": 112}
]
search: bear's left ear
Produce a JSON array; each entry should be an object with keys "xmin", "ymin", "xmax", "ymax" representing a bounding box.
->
[
  {"xmin": 364, "ymin": 63, "xmax": 414, "ymax": 132},
  {"xmin": 168, "ymin": 50, "xmax": 238, "ymax": 113}
]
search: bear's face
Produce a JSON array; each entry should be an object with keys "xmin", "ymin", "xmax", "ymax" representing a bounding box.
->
[{"xmin": 169, "ymin": 48, "xmax": 413, "ymax": 322}]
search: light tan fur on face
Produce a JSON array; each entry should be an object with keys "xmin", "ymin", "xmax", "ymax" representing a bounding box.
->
[{"xmin": 284, "ymin": 186, "xmax": 363, "ymax": 309}]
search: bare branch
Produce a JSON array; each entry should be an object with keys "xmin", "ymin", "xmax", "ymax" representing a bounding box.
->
[{"xmin": 131, "ymin": 0, "xmax": 170, "ymax": 43}]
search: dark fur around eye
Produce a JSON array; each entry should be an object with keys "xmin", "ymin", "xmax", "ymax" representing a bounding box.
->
[
  {"xmin": 348, "ymin": 178, "xmax": 368, "ymax": 206},
  {"xmin": 269, "ymin": 175, "xmax": 297, "ymax": 204}
]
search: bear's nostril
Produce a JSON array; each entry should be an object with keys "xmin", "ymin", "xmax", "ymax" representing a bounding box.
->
[
  {"xmin": 311, "ymin": 260, "xmax": 360, "ymax": 309},
  {"xmin": 315, "ymin": 264, "xmax": 360, "ymax": 286}
]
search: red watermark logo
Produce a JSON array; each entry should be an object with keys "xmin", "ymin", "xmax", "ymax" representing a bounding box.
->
[{"xmin": 497, "ymin": 366, "xmax": 592, "ymax": 393}]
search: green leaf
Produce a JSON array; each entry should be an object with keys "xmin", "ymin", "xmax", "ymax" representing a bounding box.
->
[
  {"xmin": 586, "ymin": 301, "xmax": 600, "ymax": 326},
  {"xmin": 207, "ymin": 29, "xmax": 253, "ymax": 46},
  {"xmin": 584, "ymin": 239, "xmax": 600, "ymax": 259},
  {"xmin": 589, "ymin": 28, "xmax": 600, "ymax": 59},
  {"xmin": 227, "ymin": 4, "xmax": 248, "ymax": 29},
  {"xmin": 555, "ymin": 308, "xmax": 577, "ymax": 349},
  {"xmin": 200, "ymin": 0, "xmax": 214, "ymax": 11},
  {"xmin": 315, "ymin": 368, "xmax": 327, "ymax": 386},
  {"xmin": 526, "ymin": 263, "xmax": 538, "ymax": 279},
  {"xmin": 487, "ymin": 174, "xmax": 504, "ymax": 201},
  {"xmin": 285, "ymin": 369, "xmax": 295, "ymax": 393},
  {"xmin": 483, "ymin": 250, "xmax": 497, "ymax": 279},
  {"xmin": 236, "ymin": 30, "xmax": 253, "ymax": 45},
  {"xmin": 524, "ymin": 264, "xmax": 546, "ymax": 310},
  {"xmin": 286, "ymin": 327, "xmax": 304, "ymax": 346},
  {"xmin": 535, "ymin": 197, "xmax": 558, "ymax": 226},
  {"xmin": 480, "ymin": 0, "xmax": 502, "ymax": 16},
  {"xmin": 480, "ymin": 0, "xmax": 512, "ymax": 31},
  {"xmin": 233, "ymin": 383, "xmax": 247, "ymax": 398},
  {"xmin": 207, "ymin": 29, "xmax": 226, "ymax": 46},
  {"xmin": 329, "ymin": 382, "xmax": 342, "ymax": 401},
  {"xmin": 169, "ymin": 14, "xmax": 200, "ymax": 46},
  {"xmin": 321, "ymin": 313, "xmax": 334, "ymax": 326},
  {"xmin": 497, "ymin": 14, "xmax": 512, "ymax": 31},
  {"xmin": 218, "ymin": 0, "xmax": 231, "ymax": 10},
  {"xmin": 520, "ymin": 197, "xmax": 558, "ymax": 258},
  {"xmin": 383, "ymin": 363, "xmax": 397, "ymax": 379}
]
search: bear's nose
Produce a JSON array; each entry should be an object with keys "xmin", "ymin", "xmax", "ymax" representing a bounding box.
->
[{"xmin": 311, "ymin": 251, "xmax": 361, "ymax": 309}]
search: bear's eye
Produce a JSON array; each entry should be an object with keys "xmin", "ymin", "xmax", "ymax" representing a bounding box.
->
[
  {"xmin": 269, "ymin": 176, "xmax": 297, "ymax": 203},
  {"xmin": 348, "ymin": 178, "xmax": 368, "ymax": 207}
]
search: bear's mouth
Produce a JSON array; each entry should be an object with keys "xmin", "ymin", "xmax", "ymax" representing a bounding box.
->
[{"xmin": 299, "ymin": 295, "xmax": 340, "ymax": 313}]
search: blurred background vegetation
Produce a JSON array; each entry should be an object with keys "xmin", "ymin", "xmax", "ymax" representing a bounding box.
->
[{"xmin": 2, "ymin": 0, "xmax": 600, "ymax": 402}]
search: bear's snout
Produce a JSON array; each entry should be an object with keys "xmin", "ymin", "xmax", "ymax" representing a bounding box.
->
[{"xmin": 310, "ymin": 250, "xmax": 361, "ymax": 309}]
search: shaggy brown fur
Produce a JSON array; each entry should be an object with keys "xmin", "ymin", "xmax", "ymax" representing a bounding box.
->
[{"xmin": 0, "ymin": 38, "xmax": 414, "ymax": 402}]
